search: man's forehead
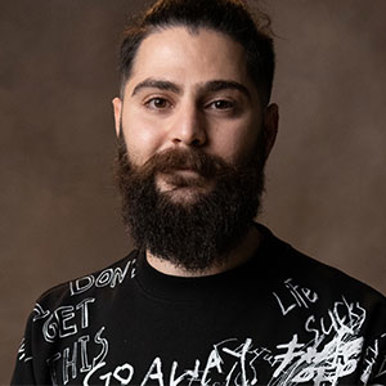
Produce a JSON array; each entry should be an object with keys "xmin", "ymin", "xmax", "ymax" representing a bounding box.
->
[{"xmin": 124, "ymin": 26, "xmax": 256, "ymax": 98}]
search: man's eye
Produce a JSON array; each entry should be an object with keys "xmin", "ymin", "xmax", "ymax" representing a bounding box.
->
[
  {"xmin": 145, "ymin": 97, "xmax": 171, "ymax": 110},
  {"xmin": 209, "ymin": 100, "xmax": 234, "ymax": 110}
]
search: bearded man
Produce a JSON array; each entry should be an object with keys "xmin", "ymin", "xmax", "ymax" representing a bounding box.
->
[{"xmin": 11, "ymin": 0, "xmax": 386, "ymax": 385}]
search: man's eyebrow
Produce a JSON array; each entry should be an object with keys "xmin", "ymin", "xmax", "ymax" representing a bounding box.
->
[
  {"xmin": 203, "ymin": 80, "xmax": 251, "ymax": 100},
  {"xmin": 131, "ymin": 78, "xmax": 182, "ymax": 96},
  {"xmin": 130, "ymin": 78, "xmax": 251, "ymax": 99}
]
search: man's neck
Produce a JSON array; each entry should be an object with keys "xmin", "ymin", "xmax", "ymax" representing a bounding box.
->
[{"xmin": 146, "ymin": 225, "xmax": 262, "ymax": 277}]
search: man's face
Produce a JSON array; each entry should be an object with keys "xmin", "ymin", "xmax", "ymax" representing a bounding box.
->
[
  {"xmin": 113, "ymin": 26, "xmax": 278, "ymax": 270},
  {"xmin": 113, "ymin": 26, "xmax": 277, "ymax": 205}
]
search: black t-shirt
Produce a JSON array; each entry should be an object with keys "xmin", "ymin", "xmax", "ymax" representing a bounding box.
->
[{"xmin": 11, "ymin": 225, "xmax": 386, "ymax": 385}]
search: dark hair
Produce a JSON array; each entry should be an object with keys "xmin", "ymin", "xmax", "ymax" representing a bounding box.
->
[{"xmin": 119, "ymin": 0, "xmax": 275, "ymax": 105}]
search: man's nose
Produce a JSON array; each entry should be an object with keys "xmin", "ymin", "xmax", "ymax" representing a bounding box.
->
[{"xmin": 168, "ymin": 101, "xmax": 207, "ymax": 147}]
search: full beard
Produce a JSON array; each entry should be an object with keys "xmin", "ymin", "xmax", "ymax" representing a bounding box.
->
[{"xmin": 116, "ymin": 133, "xmax": 266, "ymax": 273}]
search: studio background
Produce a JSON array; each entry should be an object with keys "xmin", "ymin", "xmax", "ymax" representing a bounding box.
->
[{"xmin": 1, "ymin": 0, "xmax": 385, "ymax": 382}]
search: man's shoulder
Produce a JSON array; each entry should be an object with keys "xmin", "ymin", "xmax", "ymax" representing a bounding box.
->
[
  {"xmin": 289, "ymin": 241, "xmax": 384, "ymax": 303},
  {"xmin": 258, "ymin": 223, "xmax": 385, "ymax": 304},
  {"xmin": 35, "ymin": 250, "xmax": 139, "ymax": 310}
]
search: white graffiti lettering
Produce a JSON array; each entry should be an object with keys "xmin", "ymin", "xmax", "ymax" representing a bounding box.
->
[
  {"xmin": 361, "ymin": 338, "xmax": 379, "ymax": 384},
  {"xmin": 47, "ymin": 352, "xmax": 61, "ymax": 386},
  {"xmin": 84, "ymin": 338, "xmax": 267, "ymax": 386},
  {"xmin": 16, "ymin": 338, "xmax": 33, "ymax": 363},
  {"xmin": 42, "ymin": 298, "xmax": 95, "ymax": 343},
  {"xmin": 273, "ymin": 278, "xmax": 319, "ymax": 316},
  {"xmin": 361, "ymin": 333, "xmax": 386, "ymax": 383},
  {"xmin": 32, "ymin": 303, "xmax": 50, "ymax": 322},
  {"xmin": 47, "ymin": 326, "xmax": 109, "ymax": 385},
  {"xmin": 141, "ymin": 357, "xmax": 165, "ymax": 386},
  {"xmin": 63, "ymin": 343, "xmax": 77, "ymax": 385},
  {"xmin": 69, "ymin": 259, "xmax": 136, "ymax": 296},
  {"xmin": 99, "ymin": 363, "xmax": 135, "ymax": 386},
  {"xmin": 79, "ymin": 298, "xmax": 373, "ymax": 386},
  {"xmin": 268, "ymin": 297, "xmax": 366, "ymax": 385},
  {"xmin": 169, "ymin": 360, "xmax": 200, "ymax": 386}
]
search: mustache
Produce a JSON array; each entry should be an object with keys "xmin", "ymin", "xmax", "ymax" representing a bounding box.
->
[{"xmin": 129, "ymin": 148, "xmax": 233, "ymax": 179}]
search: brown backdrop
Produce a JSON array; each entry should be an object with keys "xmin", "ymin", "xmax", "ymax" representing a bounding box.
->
[{"xmin": 1, "ymin": 0, "xmax": 385, "ymax": 382}]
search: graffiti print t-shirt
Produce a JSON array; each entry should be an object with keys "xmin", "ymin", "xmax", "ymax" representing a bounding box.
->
[{"xmin": 11, "ymin": 225, "xmax": 386, "ymax": 385}]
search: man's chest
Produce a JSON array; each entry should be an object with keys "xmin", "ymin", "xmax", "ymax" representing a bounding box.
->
[{"xmin": 42, "ymin": 286, "xmax": 369, "ymax": 385}]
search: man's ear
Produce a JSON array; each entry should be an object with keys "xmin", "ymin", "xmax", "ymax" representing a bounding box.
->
[
  {"xmin": 262, "ymin": 103, "xmax": 279, "ymax": 160},
  {"xmin": 112, "ymin": 97, "xmax": 122, "ymax": 137}
]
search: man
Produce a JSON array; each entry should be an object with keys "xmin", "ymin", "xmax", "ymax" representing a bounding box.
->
[{"xmin": 11, "ymin": 0, "xmax": 386, "ymax": 385}]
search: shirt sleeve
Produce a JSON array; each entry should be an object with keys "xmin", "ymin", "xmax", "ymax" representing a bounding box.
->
[{"xmin": 10, "ymin": 312, "xmax": 38, "ymax": 385}]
